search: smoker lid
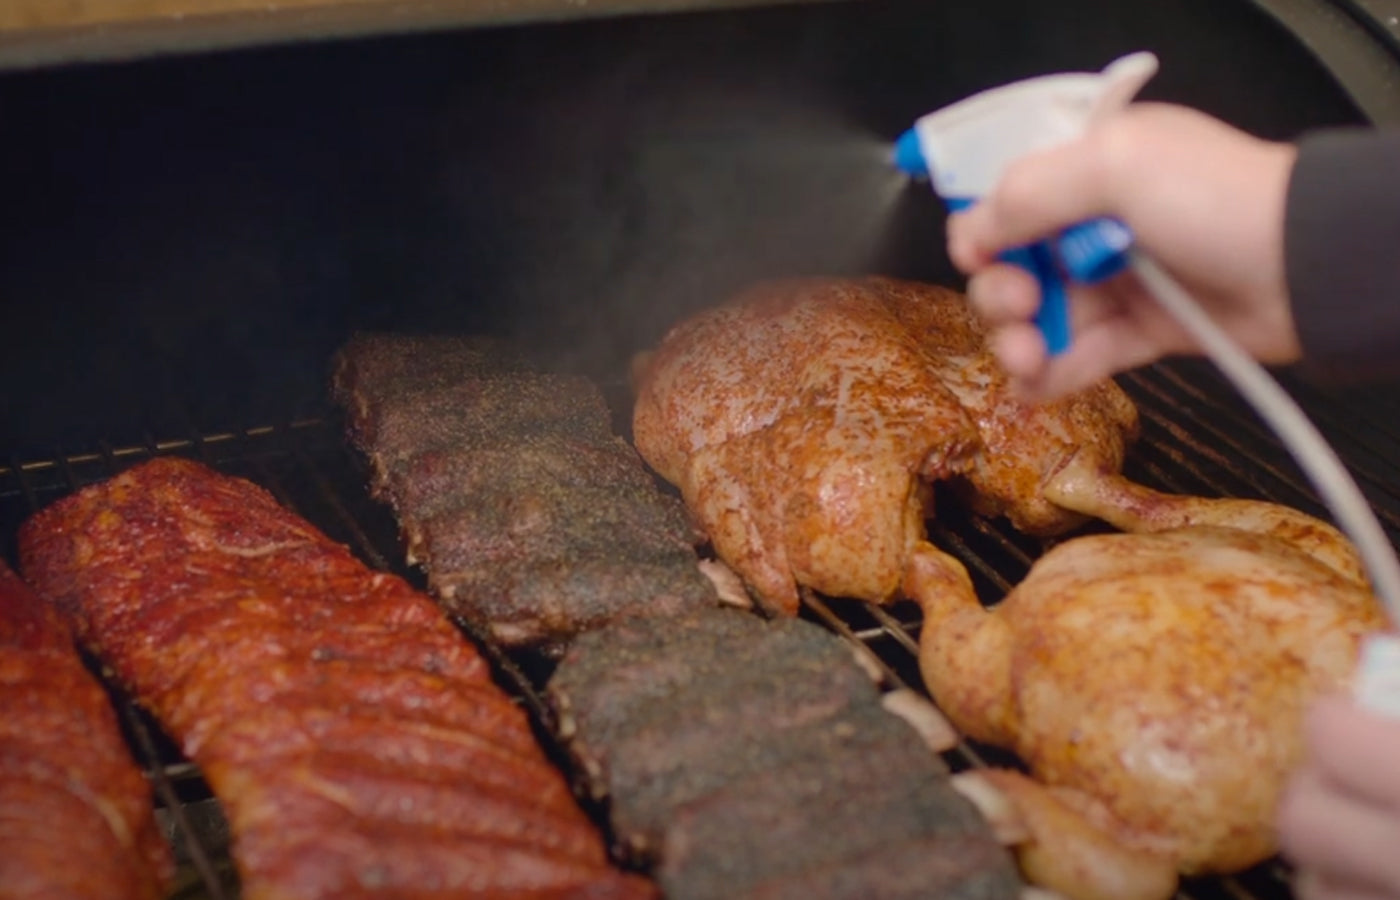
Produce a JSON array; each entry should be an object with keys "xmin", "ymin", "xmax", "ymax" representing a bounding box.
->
[
  {"xmin": 2, "ymin": 0, "xmax": 1399, "ymax": 135},
  {"xmin": 0, "ymin": 0, "xmax": 836, "ymax": 71},
  {"xmin": 1248, "ymin": 0, "xmax": 1400, "ymax": 124}
]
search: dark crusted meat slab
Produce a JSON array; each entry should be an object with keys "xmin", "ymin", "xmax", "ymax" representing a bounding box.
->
[
  {"xmin": 353, "ymin": 377, "xmax": 615, "ymax": 489},
  {"xmin": 18, "ymin": 458, "xmax": 657, "ymax": 900},
  {"xmin": 433, "ymin": 553, "xmax": 714, "ymax": 648},
  {"xmin": 669, "ymin": 829, "xmax": 1023, "ymax": 900},
  {"xmin": 332, "ymin": 333, "xmax": 532, "ymax": 420},
  {"xmin": 384, "ymin": 436, "xmax": 672, "ymax": 522},
  {"xmin": 331, "ymin": 332, "xmax": 718, "ymax": 648},
  {"xmin": 553, "ymin": 614, "xmax": 884, "ymax": 851},
  {"xmin": 657, "ymin": 739, "xmax": 1006, "ymax": 900},
  {"xmin": 411, "ymin": 476, "xmax": 701, "ymax": 569},
  {"xmin": 547, "ymin": 607, "xmax": 1022, "ymax": 899}
]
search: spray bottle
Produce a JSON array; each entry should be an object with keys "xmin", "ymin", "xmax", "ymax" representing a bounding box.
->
[
  {"xmin": 892, "ymin": 52, "xmax": 1156, "ymax": 353},
  {"xmin": 891, "ymin": 53, "xmax": 1400, "ymax": 712}
]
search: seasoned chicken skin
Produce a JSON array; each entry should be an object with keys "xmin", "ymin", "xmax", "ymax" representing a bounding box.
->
[
  {"xmin": 1045, "ymin": 447, "xmax": 1367, "ymax": 585},
  {"xmin": 632, "ymin": 276, "xmax": 1138, "ymax": 613},
  {"xmin": 906, "ymin": 496, "xmax": 1387, "ymax": 900}
]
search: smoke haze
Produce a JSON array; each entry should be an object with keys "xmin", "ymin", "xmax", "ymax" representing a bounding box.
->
[
  {"xmin": 0, "ymin": 0, "xmax": 1366, "ymax": 454},
  {"xmin": 428, "ymin": 26, "xmax": 928, "ymax": 378}
]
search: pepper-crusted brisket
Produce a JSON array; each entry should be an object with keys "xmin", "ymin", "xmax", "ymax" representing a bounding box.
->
[
  {"xmin": 547, "ymin": 608, "xmax": 1023, "ymax": 900},
  {"xmin": 0, "ymin": 561, "xmax": 173, "ymax": 900},
  {"xmin": 332, "ymin": 333, "xmax": 718, "ymax": 648},
  {"xmin": 17, "ymin": 458, "xmax": 655, "ymax": 900}
]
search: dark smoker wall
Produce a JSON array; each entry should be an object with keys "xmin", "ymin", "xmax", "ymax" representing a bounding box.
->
[{"xmin": 0, "ymin": 0, "xmax": 1365, "ymax": 458}]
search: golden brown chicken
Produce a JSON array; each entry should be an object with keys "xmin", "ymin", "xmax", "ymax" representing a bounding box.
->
[
  {"xmin": 905, "ymin": 490, "xmax": 1387, "ymax": 900},
  {"xmin": 632, "ymin": 276, "xmax": 1139, "ymax": 613}
]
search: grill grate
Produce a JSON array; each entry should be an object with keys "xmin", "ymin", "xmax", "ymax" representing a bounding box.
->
[{"xmin": 5, "ymin": 356, "xmax": 1389, "ymax": 900}]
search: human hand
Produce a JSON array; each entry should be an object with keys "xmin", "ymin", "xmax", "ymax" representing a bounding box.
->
[
  {"xmin": 1279, "ymin": 693, "xmax": 1400, "ymax": 899},
  {"xmin": 946, "ymin": 102, "xmax": 1304, "ymax": 402}
]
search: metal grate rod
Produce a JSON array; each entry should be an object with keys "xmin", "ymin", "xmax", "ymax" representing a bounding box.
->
[
  {"xmin": 1126, "ymin": 372, "xmax": 1322, "ymax": 506},
  {"xmin": 928, "ymin": 520, "xmax": 1016, "ymax": 595},
  {"xmin": 863, "ymin": 602, "xmax": 922, "ymax": 657},
  {"xmin": 296, "ymin": 441, "xmax": 394, "ymax": 572},
  {"xmin": 1134, "ymin": 366, "xmax": 1400, "ymax": 528},
  {"xmin": 0, "ymin": 420, "xmax": 327, "ymax": 480}
]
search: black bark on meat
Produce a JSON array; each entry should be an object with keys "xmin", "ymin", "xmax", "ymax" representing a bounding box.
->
[
  {"xmin": 356, "ymin": 376, "xmax": 614, "ymax": 483},
  {"xmin": 549, "ymin": 609, "xmax": 796, "ymax": 745},
  {"xmin": 437, "ymin": 554, "xmax": 719, "ymax": 646},
  {"xmin": 547, "ymin": 608, "xmax": 1022, "ymax": 898},
  {"xmin": 331, "ymin": 333, "xmax": 532, "ymax": 411},
  {"xmin": 417, "ymin": 480, "xmax": 699, "ymax": 570},
  {"xmin": 385, "ymin": 436, "xmax": 671, "ymax": 518},
  {"xmin": 657, "ymin": 737, "xmax": 999, "ymax": 899},
  {"xmin": 690, "ymin": 834, "xmax": 1026, "ymax": 900},
  {"xmin": 609, "ymin": 704, "xmax": 932, "ymax": 857},
  {"xmin": 331, "ymin": 332, "xmax": 719, "ymax": 649}
]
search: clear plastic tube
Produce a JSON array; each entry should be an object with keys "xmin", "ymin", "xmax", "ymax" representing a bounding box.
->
[{"xmin": 1129, "ymin": 252, "xmax": 1400, "ymax": 625}]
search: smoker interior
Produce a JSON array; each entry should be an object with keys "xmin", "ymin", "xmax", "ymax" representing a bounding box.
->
[
  {"xmin": 12, "ymin": 359, "xmax": 1400, "ymax": 900},
  {"xmin": 3, "ymin": 0, "xmax": 1400, "ymax": 897}
]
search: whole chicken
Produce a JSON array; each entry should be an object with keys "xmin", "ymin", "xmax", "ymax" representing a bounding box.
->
[
  {"xmin": 905, "ymin": 490, "xmax": 1388, "ymax": 900},
  {"xmin": 631, "ymin": 276, "xmax": 1139, "ymax": 613}
]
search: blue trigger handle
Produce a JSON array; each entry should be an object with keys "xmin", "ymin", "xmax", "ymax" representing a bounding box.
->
[
  {"xmin": 1001, "ymin": 243, "xmax": 1073, "ymax": 356},
  {"xmin": 945, "ymin": 197, "xmax": 1134, "ymax": 356}
]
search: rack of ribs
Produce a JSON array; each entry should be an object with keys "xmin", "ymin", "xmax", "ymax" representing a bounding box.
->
[
  {"xmin": 18, "ymin": 457, "xmax": 656, "ymax": 900},
  {"xmin": 547, "ymin": 606, "xmax": 1024, "ymax": 900},
  {"xmin": 332, "ymin": 332, "xmax": 719, "ymax": 648},
  {"xmin": 0, "ymin": 560, "xmax": 173, "ymax": 900}
]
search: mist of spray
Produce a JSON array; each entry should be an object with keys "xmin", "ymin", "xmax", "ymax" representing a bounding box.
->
[
  {"xmin": 438, "ymin": 56, "xmax": 916, "ymax": 381},
  {"xmin": 590, "ymin": 111, "xmax": 912, "ymax": 358}
]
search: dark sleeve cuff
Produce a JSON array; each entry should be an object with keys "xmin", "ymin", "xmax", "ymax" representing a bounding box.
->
[{"xmin": 1286, "ymin": 127, "xmax": 1400, "ymax": 384}]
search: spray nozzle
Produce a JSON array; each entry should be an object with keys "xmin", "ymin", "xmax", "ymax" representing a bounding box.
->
[
  {"xmin": 892, "ymin": 128, "xmax": 930, "ymax": 179},
  {"xmin": 895, "ymin": 51, "xmax": 1159, "ymax": 354}
]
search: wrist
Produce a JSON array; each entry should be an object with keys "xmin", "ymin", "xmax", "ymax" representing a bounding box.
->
[
  {"xmin": 1284, "ymin": 128, "xmax": 1400, "ymax": 382},
  {"xmin": 1260, "ymin": 141, "xmax": 1303, "ymax": 365}
]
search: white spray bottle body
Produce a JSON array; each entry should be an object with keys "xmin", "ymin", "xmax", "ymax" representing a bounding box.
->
[{"xmin": 893, "ymin": 52, "xmax": 1159, "ymax": 353}]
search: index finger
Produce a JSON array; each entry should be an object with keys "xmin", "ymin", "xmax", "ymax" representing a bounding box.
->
[{"xmin": 947, "ymin": 135, "xmax": 1118, "ymax": 268}]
